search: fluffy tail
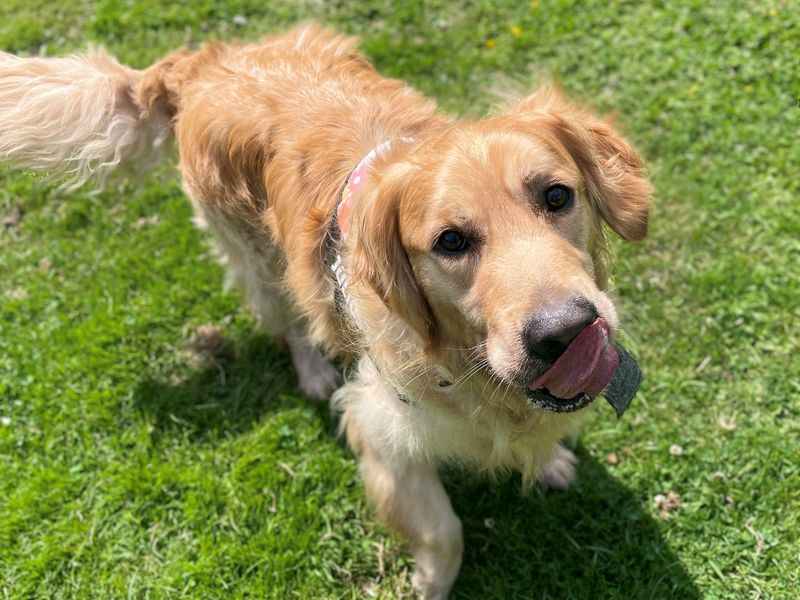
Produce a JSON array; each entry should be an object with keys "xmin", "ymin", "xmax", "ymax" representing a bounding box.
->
[{"xmin": 0, "ymin": 49, "xmax": 176, "ymax": 187}]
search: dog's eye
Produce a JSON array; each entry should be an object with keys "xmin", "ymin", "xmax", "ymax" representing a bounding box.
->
[
  {"xmin": 544, "ymin": 185, "xmax": 574, "ymax": 212},
  {"xmin": 435, "ymin": 230, "xmax": 470, "ymax": 255}
]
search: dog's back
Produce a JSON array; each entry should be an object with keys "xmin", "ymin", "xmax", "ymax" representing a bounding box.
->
[{"xmin": 0, "ymin": 25, "xmax": 439, "ymax": 198}]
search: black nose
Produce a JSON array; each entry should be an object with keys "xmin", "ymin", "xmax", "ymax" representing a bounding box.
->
[{"xmin": 523, "ymin": 296, "xmax": 599, "ymax": 363}]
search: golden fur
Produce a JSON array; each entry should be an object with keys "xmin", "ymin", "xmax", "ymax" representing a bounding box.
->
[{"xmin": 0, "ymin": 24, "xmax": 650, "ymax": 598}]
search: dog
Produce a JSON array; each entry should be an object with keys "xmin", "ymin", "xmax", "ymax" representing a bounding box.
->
[{"xmin": 0, "ymin": 24, "xmax": 650, "ymax": 598}]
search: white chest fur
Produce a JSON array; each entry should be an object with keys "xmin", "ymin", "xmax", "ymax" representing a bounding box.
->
[{"xmin": 333, "ymin": 356, "xmax": 583, "ymax": 485}]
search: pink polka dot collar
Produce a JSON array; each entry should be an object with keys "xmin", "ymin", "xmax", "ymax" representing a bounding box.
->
[{"xmin": 335, "ymin": 138, "xmax": 416, "ymax": 241}]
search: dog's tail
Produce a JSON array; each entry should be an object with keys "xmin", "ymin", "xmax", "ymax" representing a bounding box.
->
[{"xmin": 0, "ymin": 49, "xmax": 183, "ymax": 188}]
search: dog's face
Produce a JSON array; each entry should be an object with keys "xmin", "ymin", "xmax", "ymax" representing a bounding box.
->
[{"xmin": 352, "ymin": 91, "xmax": 650, "ymax": 406}]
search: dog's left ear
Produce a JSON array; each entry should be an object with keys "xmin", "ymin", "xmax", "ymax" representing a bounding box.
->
[
  {"xmin": 349, "ymin": 162, "xmax": 438, "ymax": 348},
  {"xmin": 512, "ymin": 89, "xmax": 652, "ymax": 241}
]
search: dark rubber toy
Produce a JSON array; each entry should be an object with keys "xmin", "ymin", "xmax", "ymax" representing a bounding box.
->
[{"xmin": 602, "ymin": 343, "xmax": 642, "ymax": 417}]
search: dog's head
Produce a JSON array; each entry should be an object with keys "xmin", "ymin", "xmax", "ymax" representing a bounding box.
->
[{"xmin": 350, "ymin": 89, "xmax": 650, "ymax": 409}]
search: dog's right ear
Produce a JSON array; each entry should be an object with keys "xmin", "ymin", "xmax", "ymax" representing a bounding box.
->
[
  {"xmin": 348, "ymin": 162, "xmax": 438, "ymax": 348},
  {"xmin": 510, "ymin": 87, "xmax": 651, "ymax": 241}
]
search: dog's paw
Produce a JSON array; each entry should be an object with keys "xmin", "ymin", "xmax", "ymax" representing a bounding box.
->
[
  {"xmin": 297, "ymin": 360, "xmax": 340, "ymax": 401},
  {"xmin": 539, "ymin": 445, "xmax": 578, "ymax": 491},
  {"xmin": 286, "ymin": 336, "xmax": 340, "ymax": 401}
]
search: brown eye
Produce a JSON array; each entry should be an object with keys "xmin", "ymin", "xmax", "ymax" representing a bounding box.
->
[
  {"xmin": 435, "ymin": 230, "xmax": 470, "ymax": 255},
  {"xmin": 544, "ymin": 185, "xmax": 574, "ymax": 212}
]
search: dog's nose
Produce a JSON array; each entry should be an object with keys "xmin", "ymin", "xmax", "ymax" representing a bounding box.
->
[{"xmin": 523, "ymin": 296, "xmax": 599, "ymax": 363}]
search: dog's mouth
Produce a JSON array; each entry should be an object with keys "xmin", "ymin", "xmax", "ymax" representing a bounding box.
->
[
  {"xmin": 524, "ymin": 388, "xmax": 596, "ymax": 413},
  {"xmin": 523, "ymin": 318, "xmax": 642, "ymax": 416}
]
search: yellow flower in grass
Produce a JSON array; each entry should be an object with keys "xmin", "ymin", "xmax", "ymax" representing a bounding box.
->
[
  {"xmin": 511, "ymin": 25, "xmax": 523, "ymax": 38},
  {"xmin": 486, "ymin": 38, "xmax": 496, "ymax": 48},
  {"xmin": 530, "ymin": 0, "xmax": 539, "ymax": 9}
]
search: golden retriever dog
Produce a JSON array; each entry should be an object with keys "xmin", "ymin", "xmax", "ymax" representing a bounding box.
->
[{"xmin": 0, "ymin": 24, "xmax": 650, "ymax": 598}]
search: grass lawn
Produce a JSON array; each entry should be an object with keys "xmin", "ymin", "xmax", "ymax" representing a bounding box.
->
[{"xmin": 1, "ymin": 1, "xmax": 798, "ymax": 597}]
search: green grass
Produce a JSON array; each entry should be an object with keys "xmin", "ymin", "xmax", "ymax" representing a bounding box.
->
[{"xmin": 1, "ymin": 1, "xmax": 798, "ymax": 598}]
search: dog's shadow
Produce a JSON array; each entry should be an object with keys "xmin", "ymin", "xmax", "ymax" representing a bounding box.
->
[
  {"xmin": 133, "ymin": 336, "xmax": 698, "ymax": 597},
  {"xmin": 446, "ymin": 457, "xmax": 700, "ymax": 599},
  {"xmin": 132, "ymin": 333, "xmax": 332, "ymax": 440}
]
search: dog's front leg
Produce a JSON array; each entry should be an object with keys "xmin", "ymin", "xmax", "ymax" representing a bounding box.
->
[{"xmin": 358, "ymin": 444, "xmax": 463, "ymax": 599}]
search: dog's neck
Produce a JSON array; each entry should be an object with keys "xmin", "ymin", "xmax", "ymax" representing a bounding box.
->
[
  {"xmin": 324, "ymin": 137, "xmax": 415, "ymax": 333},
  {"xmin": 324, "ymin": 138, "xmax": 458, "ymax": 394}
]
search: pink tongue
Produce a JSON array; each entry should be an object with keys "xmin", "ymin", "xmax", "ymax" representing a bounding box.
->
[{"xmin": 529, "ymin": 317, "xmax": 618, "ymax": 399}]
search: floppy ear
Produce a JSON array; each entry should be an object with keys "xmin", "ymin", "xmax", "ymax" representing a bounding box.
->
[
  {"xmin": 513, "ymin": 89, "xmax": 651, "ymax": 241},
  {"xmin": 349, "ymin": 162, "xmax": 438, "ymax": 347}
]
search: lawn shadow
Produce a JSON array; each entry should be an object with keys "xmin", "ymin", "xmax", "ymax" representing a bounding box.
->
[
  {"xmin": 131, "ymin": 333, "xmax": 333, "ymax": 440},
  {"xmin": 446, "ymin": 448, "xmax": 700, "ymax": 599}
]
